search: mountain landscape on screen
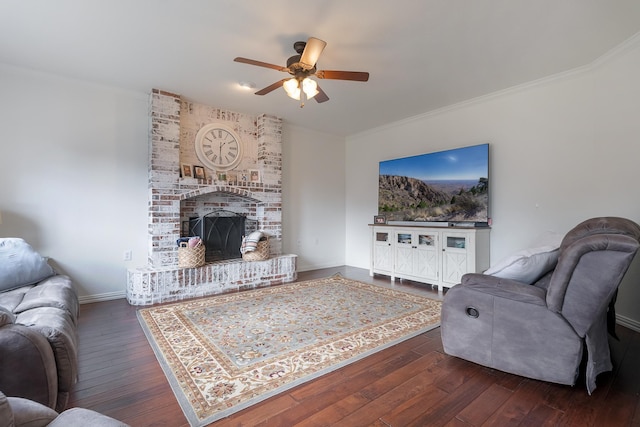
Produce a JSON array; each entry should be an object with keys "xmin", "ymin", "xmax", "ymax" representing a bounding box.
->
[{"xmin": 378, "ymin": 144, "xmax": 489, "ymax": 223}]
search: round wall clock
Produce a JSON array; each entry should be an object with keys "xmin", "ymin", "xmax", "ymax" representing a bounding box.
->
[{"xmin": 194, "ymin": 123, "xmax": 243, "ymax": 171}]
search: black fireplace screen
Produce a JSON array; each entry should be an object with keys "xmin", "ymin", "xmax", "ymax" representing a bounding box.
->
[{"xmin": 188, "ymin": 210, "xmax": 257, "ymax": 262}]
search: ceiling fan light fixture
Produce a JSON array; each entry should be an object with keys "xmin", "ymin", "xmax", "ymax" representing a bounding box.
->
[
  {"xmin": 283, "ymin": 78, "xmax": 301, "ymax": 100},
  {"xmin": 302, "ymin": 77, "xmax": 319, "ymax": 98}
]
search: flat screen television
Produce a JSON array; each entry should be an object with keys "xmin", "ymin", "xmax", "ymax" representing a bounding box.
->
[{"xmin": 378, "ymin": 143, "xmax": 489, "ymax": 225}]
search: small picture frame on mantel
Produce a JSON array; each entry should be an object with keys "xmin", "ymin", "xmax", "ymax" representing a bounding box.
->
[
  {"xmin": 181, "ymin": 164, "xmax": 192, "ymax": 178},
  {"xmin": 374, "ymin": 215, "xmax": 386, "ymax": 224},
  {"xmin": 193, "ymin": 165, "xmax": 206, "ymax": 180},
  {"xmin": 249, "ymin": 169, "xmax": 261, "ymax": 183}
]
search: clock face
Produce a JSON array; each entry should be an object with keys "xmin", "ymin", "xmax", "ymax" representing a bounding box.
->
[{"xmin": 194, "ymin": 123, "xmax": 243, "ymax": 171}]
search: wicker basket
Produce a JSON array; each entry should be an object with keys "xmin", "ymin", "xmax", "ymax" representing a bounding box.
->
[
  {"xmin": 242, "ymin": 237, "xmax": 270, "ymax": 261},
  {"xmin": 178, "ymin": 242, "xmax": 205, "ymax": 268}
]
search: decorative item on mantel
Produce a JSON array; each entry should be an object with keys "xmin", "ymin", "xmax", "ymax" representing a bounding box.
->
[
  {"xmin": 241, "ymin": 231, "xmax": 270, "ymax": 261},
  {"xmin": 177, "ymin": 236, "xmax": 205, "ymax": 268}
]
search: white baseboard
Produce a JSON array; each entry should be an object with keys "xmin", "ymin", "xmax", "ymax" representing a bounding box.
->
[
  {"xmin": 78, "ymin": 291, "xmax": 126, "ymax": 304},
  {"xmin": 296, "ymin": 262, "xmax": 344, "ymax": 272},
  {"xmin": 616, "ymin": 314, "xmax": 640, "ymax": 333}
]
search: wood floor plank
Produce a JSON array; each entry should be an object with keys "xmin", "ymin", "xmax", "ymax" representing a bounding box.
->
[
  {"xmin": 520, "ymin": 402, "xmax": 565, "ymax": 427},
  {"xmin": 288, "ymin": 340, "xmax": 426, "ymax": 403},
  {"xmin": 454, "ymin": 383, "xmax": 513, "ymax": 426},
  {"xmin": 481, "ymin": 380, "xmax": 549, "ymax": 427},
  {"xmin": 291, "ymin": 393, "xmax": 372, "ymax": 427},
  {"xmin": 373, "ymin": 379, "xmax": 450, "ymax": 426},
  {"xmin": 219, "ymin": 393, "xmax": 300, "ymax": 427},
  {"xmin": 65, "ymin": 266, "xmax": 640, "ymax": 426},
  {"xmin": 327, "ymin": 352, "xmax": 449, "ymax": 426}
]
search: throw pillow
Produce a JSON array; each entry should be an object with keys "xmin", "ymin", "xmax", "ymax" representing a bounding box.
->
[
  {"xmin": 484, "ymin": 245, "xmax": 559, "ymax": 284},
  {"xmin": 0, "ymin": 238, "xmax": 55, "ymax": 293}
]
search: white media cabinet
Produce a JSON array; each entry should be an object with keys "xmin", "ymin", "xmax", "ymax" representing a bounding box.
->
[{"xmin": 369, "ymin": 224, "xmax": 490, "ymax": 292}]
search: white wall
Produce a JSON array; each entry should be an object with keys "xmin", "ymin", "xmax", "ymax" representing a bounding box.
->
[
  {"xmin": 282, "ymin": 124, "xmax": 346, "ymax": 271},
  {"xmin": 345, "ymin": 35, "xmax": 640, "ymax": 327},
  {"xmin": 0, "ymin": 64, "xmax": 149, "ymax": 302},
  {"xmin": 0, "ymin": 63, "xmax": 346, "ymax": 302}
]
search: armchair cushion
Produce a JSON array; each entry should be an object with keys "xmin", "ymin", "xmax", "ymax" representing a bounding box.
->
[
  {"xmin": 6, "ymin": 396, "xmax": 58, "ymax": 427},
  {"xmin": 460, "ymin": 273, "xmax": 547, "ymax": 306},
  {"xmin": 0, "ymin": 391, "xmax": 129, "ymax": 427}
]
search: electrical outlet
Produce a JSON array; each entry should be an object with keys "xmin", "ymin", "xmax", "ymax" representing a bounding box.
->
[{"xmin": 123, "ymin": 250, "xmax": 132, "ymax": 261}]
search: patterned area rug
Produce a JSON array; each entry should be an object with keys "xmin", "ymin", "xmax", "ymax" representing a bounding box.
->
[{"xmin": 137, "ymin": 274, "xmax": 441, "ymax": 426}]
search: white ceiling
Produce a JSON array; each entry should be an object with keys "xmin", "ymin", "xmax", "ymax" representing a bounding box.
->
[{"xmin": 2, "ymin": 1, "xmax": 640, "ymax": 136}]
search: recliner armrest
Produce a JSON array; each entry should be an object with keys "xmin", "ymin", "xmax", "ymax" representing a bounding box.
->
[
  {"xmin": 460, "ymin": 273, "xmax": 547, "ymax": 306},
  {"xmin": 0, "ymin": 324, "xmax": 58, "ymax": 409}
]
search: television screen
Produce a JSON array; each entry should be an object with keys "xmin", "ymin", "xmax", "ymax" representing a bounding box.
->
[{"xmin": 378, "ymin": 143, "xmax": 489, "ymax": 224}]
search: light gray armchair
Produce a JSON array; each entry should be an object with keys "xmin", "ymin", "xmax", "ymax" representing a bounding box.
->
[{"xmin": 441, "ymin": 217, "xmax": 640, "ymax": 394}]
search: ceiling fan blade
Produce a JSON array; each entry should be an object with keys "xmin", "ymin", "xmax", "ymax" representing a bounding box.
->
[
  {"xmin": 255, "ymin": 79, "xmax": 288, "ymax": 96},
  {"xmin": 234, "ymin": 57, "xmax": 288, "ymax": 72},
  {"xmin": 314, "ymin": 85, "xmax": 329, "ymax": 103},
  {"xmin": 316, "ymin": 70, "xmax": 369, "ymax": 82},
  {"xmin": 299, "ymin": 37, "xmax": 327, "ymax": 70}
]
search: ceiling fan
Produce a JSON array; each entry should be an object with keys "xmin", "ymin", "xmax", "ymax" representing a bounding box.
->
[{"xmin": 234, "ymin": 37, "xmax": 369, "ymax": 107}]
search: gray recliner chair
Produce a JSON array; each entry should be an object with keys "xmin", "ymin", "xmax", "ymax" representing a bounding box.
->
[{"xmin": 441, "ymin": 217, "xmax": 640, "ymax": 394}]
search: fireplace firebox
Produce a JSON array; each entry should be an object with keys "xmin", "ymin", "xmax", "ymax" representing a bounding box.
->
[{"xmin": 188, "ymin": 210, "xmax": 257, "ymax": 262}]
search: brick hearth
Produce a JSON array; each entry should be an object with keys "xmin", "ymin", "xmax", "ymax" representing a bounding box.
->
[
  {"xmin": 127, "ymin": 255, "xmax": 297, "ymax": 306},
  {"xmin": 126, "ymin": 89, "xmax": 296, "ymax": 305}
]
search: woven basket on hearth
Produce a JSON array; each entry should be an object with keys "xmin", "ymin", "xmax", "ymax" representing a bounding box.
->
[
  {"xmin": 242, "ymin": 237, "xmax": 270, "ymax": 261},
  {"xmin": 177, "ymin": 242, "xmax": 205, "ymax": 268}
]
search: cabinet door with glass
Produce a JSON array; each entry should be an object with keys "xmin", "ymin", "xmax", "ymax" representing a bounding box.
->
[
  {"xmin": 441, "ymin": 231, "xmax": 470, "ymax": 286},
  {"xmin": 414, "ymin": 232, "xmax": 439, "ymax": 282},
  {"xmin": 372, "ymin": 229, "xmax": 393, "ymax": 274},
  {"xmin": 394, "ymin": 231, "xmax": 415, "ymax": 276},
  {"xmin": 394, "ymin": 230, "xmax": 439, "ymax": 282}
]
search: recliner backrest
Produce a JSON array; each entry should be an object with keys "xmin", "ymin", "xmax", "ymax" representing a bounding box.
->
[{"xmin": 546, "ymin": 217, "xmax": 640, "ymax": 336}]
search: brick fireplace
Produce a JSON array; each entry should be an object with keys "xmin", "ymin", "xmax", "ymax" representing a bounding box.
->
[{"xmin": 126, "ymin": 89, "xmax": 296, "ymax": 305}]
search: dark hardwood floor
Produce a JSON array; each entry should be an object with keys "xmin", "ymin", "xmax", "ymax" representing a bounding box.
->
[{"xmin": 68, "ymin": 266, "xmax": 640, "ymax": 426}]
